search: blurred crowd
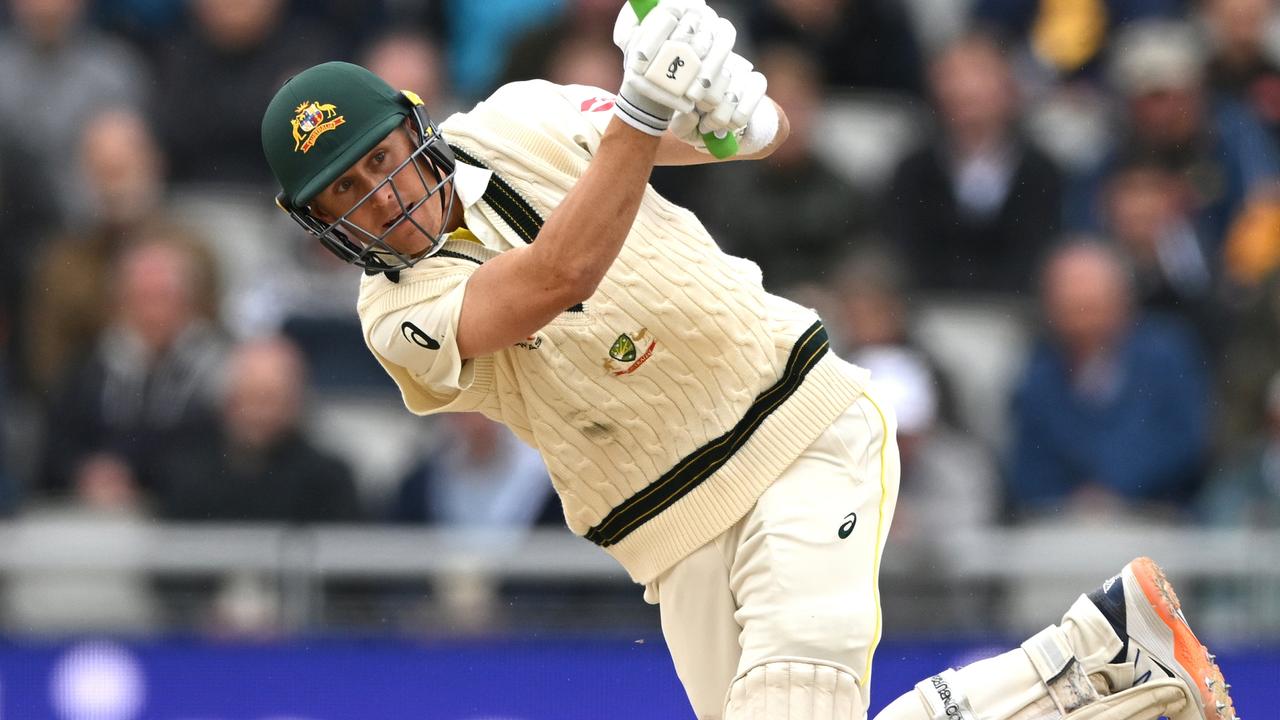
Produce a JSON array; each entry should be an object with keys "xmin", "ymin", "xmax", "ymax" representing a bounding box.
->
[{"xmin": 2, "ymin": 0, "xmax": 1280, "ymax": 616}]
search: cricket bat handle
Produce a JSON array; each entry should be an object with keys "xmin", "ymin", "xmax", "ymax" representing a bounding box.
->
[{"xmin": 628, "ymin": 0, "xmax": 739, "ymax": 159}]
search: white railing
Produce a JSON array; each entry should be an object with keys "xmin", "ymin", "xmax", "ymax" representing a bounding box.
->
[{"xmin": 0, "ymin": 516, "xmax": 1275, "ymax": 636}]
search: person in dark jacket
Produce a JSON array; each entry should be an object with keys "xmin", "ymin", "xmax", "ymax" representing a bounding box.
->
[
  {"xmin": 887, "ymin": 31, "xmax": 1064, "ymax": 295},
  {"xmin": 152, "ymin": 0, "xmax": 333, "ymax": 189},
  {"xmin": 39, "ymin": 236, "xmax": 227, "ymax": 505},
  {"xmin": 156, "ymin": 336, "xmax": 360, "ymax": 522}
]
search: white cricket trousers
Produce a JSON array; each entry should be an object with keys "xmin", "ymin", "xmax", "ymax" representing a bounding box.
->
[{"xmin": 646, "ymin": 389, "xmax": 901, "ymax": 720}]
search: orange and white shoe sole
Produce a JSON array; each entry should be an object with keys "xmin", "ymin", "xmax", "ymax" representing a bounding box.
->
[{"xmin": 1123, "ymin": 557, "xmax": 1237, "ymax": 720}]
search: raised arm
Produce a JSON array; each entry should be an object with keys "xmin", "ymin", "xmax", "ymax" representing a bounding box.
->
[
  {"xmin": 454, "ymin": 1, "xmax": 734, "ymax": 359},
  {"xmin": 454, "ymin": 120, "xmax": 660, "ymax": 359}
]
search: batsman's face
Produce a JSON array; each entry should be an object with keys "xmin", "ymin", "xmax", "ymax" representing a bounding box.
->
[{"xmin": 311, "ymin": 123, "xmax": 446, "ymax": 257}]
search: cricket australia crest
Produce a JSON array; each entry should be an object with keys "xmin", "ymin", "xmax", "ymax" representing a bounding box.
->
[
  {"xmin": 291, "ymin": 101, "xmax": 345, "ymax": 153},
  {"xmin": 604, "ymin": 329, "xmax": 657, "ymax": 376}
]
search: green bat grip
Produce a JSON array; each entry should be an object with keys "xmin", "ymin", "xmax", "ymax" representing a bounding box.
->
[{"xmin": 627, "ymin": 0, "xmax": 740, "ymax": 159}]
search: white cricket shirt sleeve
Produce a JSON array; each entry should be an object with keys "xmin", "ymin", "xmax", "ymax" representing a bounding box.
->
[
  {"xmin": 365, "ymin": 274, "xmax": 475, "ymax": 393},
  {"xmin": 480, "ymin": 81, "xmax": 617, "ymax": 156},
  {"xmin": 556, "ymin": 83, "xmax": 617, "ymax": 150}
]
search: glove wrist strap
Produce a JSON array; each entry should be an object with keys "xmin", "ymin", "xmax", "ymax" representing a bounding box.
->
[{"xmin": 614, "ymin": 90, "xmax": 673, "ymax": 136}]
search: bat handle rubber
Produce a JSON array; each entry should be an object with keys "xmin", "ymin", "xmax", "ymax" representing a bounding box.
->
[
  {"xmin": 629, "ymin": 0, "xmax": 660, "ymax": 17},
  {"xmin": 627, "ymin": 0, "xmax": 740, "ymax": 159}
]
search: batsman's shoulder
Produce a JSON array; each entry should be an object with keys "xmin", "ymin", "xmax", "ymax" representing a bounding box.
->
[
  {"xmin": 480, "ymin": 79, "xmax": 613, "ymax": 121},
  {"xmin": 356, "ymin": 257, "xmax": 476, "ymax": 316},
  {"xmin": 478, "ymin": 79, "xmax": 566, "ymax": 113}
]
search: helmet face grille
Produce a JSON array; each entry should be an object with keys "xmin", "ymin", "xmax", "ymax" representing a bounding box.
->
[{"xmin": 284, "ymin": 105, "xmax": 458, "ymax": 274}]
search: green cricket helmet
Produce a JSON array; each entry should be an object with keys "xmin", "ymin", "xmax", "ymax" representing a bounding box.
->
[{"xmin": 261, "ymin": 61, "xmax": 456, "ymax": 273}]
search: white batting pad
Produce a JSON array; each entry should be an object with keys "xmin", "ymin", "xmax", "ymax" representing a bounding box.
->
[
  {"xmin": 1062, "ymin": 679, "xmax": 1192, "ymax": 720},
  {"xmin": 725, "ymin": 659, "xmax": 863, "ymax": 720}
]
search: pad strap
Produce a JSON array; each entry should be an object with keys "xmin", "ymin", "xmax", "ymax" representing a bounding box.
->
[
  {"xmin": 916, "ymin": 669, "xmax": 980, "ymax": 720},
  {"xmin": 1021, "ymin": 626, "xmax": 1101, "ymax": 717}
]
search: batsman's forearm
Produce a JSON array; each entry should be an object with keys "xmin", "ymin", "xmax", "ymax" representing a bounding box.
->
[{"xmin": 530, "ymin": 118, "xmax": 660, "ymax": 299}]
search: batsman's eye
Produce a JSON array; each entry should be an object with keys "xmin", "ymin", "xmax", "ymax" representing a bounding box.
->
[
  {"xmin": 373, "ymin": 150, "xmax": 387, "ymax": 165},
  {"xmin": 334, "ymin": 178, "xmax": 353, "ymax": 194}
]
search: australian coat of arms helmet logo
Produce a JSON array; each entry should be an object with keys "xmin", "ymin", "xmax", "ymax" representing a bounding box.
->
[{"xmin": 291, "ymin": 101, "xmax": 345, "ymax": 153}]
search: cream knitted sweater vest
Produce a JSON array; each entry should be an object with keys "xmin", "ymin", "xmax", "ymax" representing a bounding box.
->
[{"xmin": 360, "ymin": 101, "xmax": 868, "ymax": 584}]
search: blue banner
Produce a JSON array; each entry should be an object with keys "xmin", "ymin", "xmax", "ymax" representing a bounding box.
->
[{"xmin": 0, "ymin": 636, "xmax": 1271, "ymax": 719}]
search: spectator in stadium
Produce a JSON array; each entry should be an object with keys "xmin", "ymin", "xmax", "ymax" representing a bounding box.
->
[
  {"xmin": 153, "ymin": 0, "xmax": 333, "ymax": 189},
  {"xmin": 498, "ymin": 0, "xmax": 619, "ymax": 89},
  {"xmin": 852, "ymin": 360, "xmax": 995, "ymax": 539},
  {"xmin": 24, "ymin": 108, "xmax": 177, "ymax": 398},
  {"xmin": 361, "ymin": 30, "xmax": 457, "ymax": 120},
  {"xmin": 0, "ymin": 134, "xmax": 58, "ymax": 381},
  {"xmin": 1100, "ymin": 159, "xmax": 1222, "ymax": 348},
  {"xmin": 154, "ymin": 337, "xmax": 361, "ymax": 523},
  {"xmin": 0, "ymin": 0, "xmax": 148, "ymax": 375},
  {"xmin": 831, "ymin": 250, "xmax": 996, "ymax": 533},
  {"xmin": 0, "ymin": 0, "xmax": 150, "ymax": 220},
  {"xmin": 747, "ymin": 0, "xmax": 923, "ymax": 94},
  {"xmin": 283, "ymin": 0, "xmax": 391, "ymax": 61},
  {"xmin": 543, "ymin": 34, "xmax": 623, "ymax": 92},
  {"xmin": 0, "ymin": 378, "xmax": 14, "ymax": 516},
  {"xmin": 1218, "ymin": 267, "xmax": 1280, "ymax": 447},
  {"xmin": 443, "ymin": 0, "xmax": 567, "ymax": 99},
  {"xmin": 971, "ymin": 0, "xmax": 1183, "ymax": 80},
  {"xmin": 1200, "ymin": 368, "xmax": 1280, "ymax": 527},
  {"xmin": 1196, "ymin": 369, "xmax": 1280, "ymax": 639},
  {"xmin": 1201, "ymin": 0, "xmax": 1280, "ymax": 145},
  {"xmin": 886, "ymin": 31, "xmax": 1064, "ymax": 295},
  {"xmin": 1070, "ymin": 20, "xmax": 1280, "ymax": 251},
  {"xmin": 88, "ymin": 0, "xmax": 188, "ymax": 62},
  {"xmin": 391, "ymin": 411, "xmax": 558, "ymax": 528},
  {"xmin": 37, "ymin": 232, "xmax": 227, "ymax": 505},
  {"xmin": 828, "ymin": 248, "xmax": 943, "ymax": 374},
  {"xmin": 675, "ymin": 44, "xmax": 874, "ymax": 292},
  {"xmin": 1009, "ymin": 241, "xmax": 1210, "ymax": 519}
]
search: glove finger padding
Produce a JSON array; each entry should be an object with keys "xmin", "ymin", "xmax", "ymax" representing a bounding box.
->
[
  {"xmin": 626, "ymin": 5, "xmax": 684, "ymax": 74},
  {"xmin": 728, "ymin": 69, "xmax": 767, "ymax": 130},
  {"xmin": 667, "ymin": 110, "xmax": 735, "ymax": 154},
  {"xmin": 614, "ymin": 0, "xmax": 729, "ymax": 135},
  {"xmin": 703, "ymin": 53, "xmax": 756, "ymax": 130},
  {"xmin": 613, "ymin": 0, "xmax": 704, "ymax": 53},
  {"xmin": 669, "ymin": 109, "xmax": 702, "ymax": 144},
  {"xmin": 689, "ymin": 15, "xmax": 736, "ymax": 105}
]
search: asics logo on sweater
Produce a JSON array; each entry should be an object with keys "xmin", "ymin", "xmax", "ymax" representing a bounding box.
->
[{"xmin": 401, "ymin": 321, "xmax": 441, "ymax": 350}]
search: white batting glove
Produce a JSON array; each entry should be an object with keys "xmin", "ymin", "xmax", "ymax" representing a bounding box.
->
[
  {"xmin": 670, "ymin": 52, "xmax": 772, "ymax": 153},
  {"xmin": 612, "ymin": 1, "xmax": 737, "ymax": 136}
]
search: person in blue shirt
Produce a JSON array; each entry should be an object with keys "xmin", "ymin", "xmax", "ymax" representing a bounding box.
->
[{"xmin": 1010, "ymin": 241, "xmax": 1210, "ymax": 517}]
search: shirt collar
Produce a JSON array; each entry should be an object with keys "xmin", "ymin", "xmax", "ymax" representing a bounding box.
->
[{"xmin": 453, "ymin": 161, "xmax": 492, "ymax": 209}]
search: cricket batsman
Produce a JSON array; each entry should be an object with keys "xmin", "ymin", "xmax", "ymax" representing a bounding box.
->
[{"xmin": 259, "ymin": 1, "xmax": 1238, "ymax": 718}]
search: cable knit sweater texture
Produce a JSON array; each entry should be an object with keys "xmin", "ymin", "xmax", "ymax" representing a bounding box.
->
[{"xmin": 358, "ymin": 82, "xmax": 869, "ymax": 583}]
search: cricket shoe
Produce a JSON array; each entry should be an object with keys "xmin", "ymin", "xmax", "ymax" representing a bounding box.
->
[{"xmin": 1087, "ymin": 557, "xmax": 1237, "ymax": 720}]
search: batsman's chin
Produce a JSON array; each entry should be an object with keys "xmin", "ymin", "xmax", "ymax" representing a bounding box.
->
[{"xmin": 381, "ymin": 225, "xmax": 435, "ymax": 258}]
